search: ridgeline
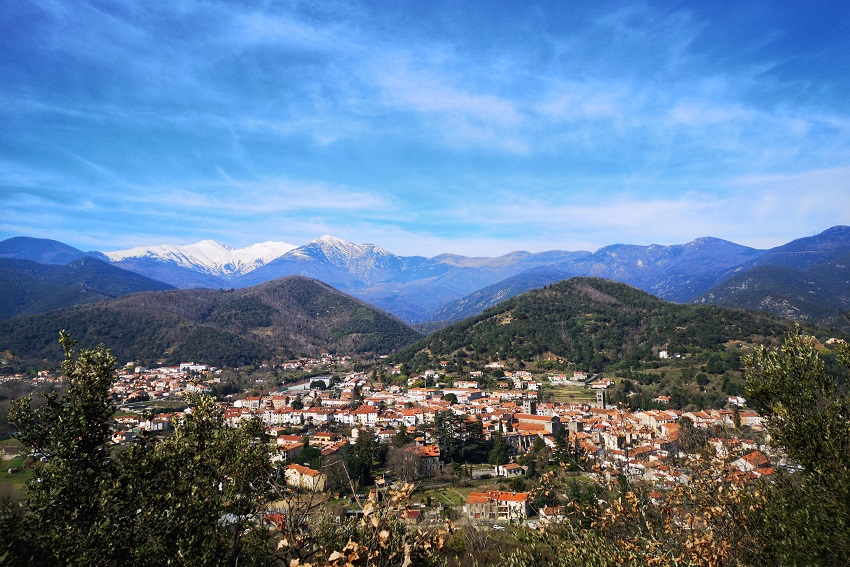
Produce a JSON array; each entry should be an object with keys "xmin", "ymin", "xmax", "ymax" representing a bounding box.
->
[
  {"xmin": 394, "ymin": 277, "xmax": 825, "ymax": 373},
  {"xmin": 0, "ymin": 276, "xmax": 420, "ymax": 370}
]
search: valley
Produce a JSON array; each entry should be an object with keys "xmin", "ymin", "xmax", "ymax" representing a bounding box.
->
[{"xmin": 2, "ymin": 229, "xmax": 849, "ymax": 565}]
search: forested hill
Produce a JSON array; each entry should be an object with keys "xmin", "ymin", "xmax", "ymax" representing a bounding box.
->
[
  {"xmin": 394, "ymin": 277, "xmax": 817, "ymax": 373},
  {"xmin": 0, "ymin": 256, "xmax": 175, "ymax": 321},
  {"xmin": 0, "ymin": 276, "xmax": 421, "ymax": 370}
]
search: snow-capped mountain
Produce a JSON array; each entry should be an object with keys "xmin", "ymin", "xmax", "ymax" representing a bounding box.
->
[
  {"xmin": 42, "ymin": 225, "xmax": 845, "ymax": 329},
  {"xmin": 102, "ymin": 240, "xmax": 296, "ymax": 277},
  {"xmin": 235, "ymin": 235, "xmax": 412, "ymax": 288},
  {"xmin": 285, "ymin": 235, "xmax": 405, "ymax": 280}
]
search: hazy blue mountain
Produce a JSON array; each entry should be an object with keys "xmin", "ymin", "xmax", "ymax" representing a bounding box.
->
[
  {"xmin": 426, "ymin": 265, "xmax": 579, "ymax": 328},
  {"xmin": 0, "ymin": 256, "xmax": 175, "ymax": 321},
  {"xmin": 7, "ymin": 227, "xmax": 848, "ymax": 329},
  {"xmin": 0, "ymin": 236, "xmax": 89, "ymax": 265},
  {"xmin": 739, "ymin": 225, "xmax": 850, "ymax": 271},
  {"xmin": 689, "ymin": 226, "xmax": 850, "ymax": 330},
  {"xmin": 559, "ymin": 237, "xmax": 766, "ymax": 302},
  {"xmin": 236, "ymin": 238, "xmax": 592, "ymax": 322},
  {"xmin": 361, "ymin": 250, "xmax": 592, "ymax": 322},
  {"xmin": 694, "ymin": 250, "xmax": 850, "ymax": 330},
  {"xmin": 422, "ymin": 237, "xmax": 765, "ymax": 326},
  {"xmin": 99, "ymin": 256, "xmax": 230, "ymax": 289}
]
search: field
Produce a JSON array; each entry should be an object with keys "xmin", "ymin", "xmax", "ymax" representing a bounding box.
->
[
  {"xmin": 412, "ymin": 471, "xmax": 531, "ymax": 508},
  {"xmin": 0, "ymin": 447, "xmax": 32, "ymax": 503},
  {"xmin": 542, "ymin": 384, "xmax": 596, "ymax": 404}
]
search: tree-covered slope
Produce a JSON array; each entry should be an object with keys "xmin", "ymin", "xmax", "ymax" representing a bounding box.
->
[
  {"xmin": 396, "ymin": 277, "xmax": 803, "ymax": 373},
  {"xmin": 425, "ymin": 265, "xmax": 578, "ymax": 329},
  {"xmin": 0, "ymin": 257, "xmax": 176, "ymax": 321},
  {"xmin": 0, "ymin": 276, "xmax": 421, "ymax": 370}
]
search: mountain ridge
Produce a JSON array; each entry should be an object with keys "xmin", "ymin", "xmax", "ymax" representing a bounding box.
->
[
  {"xmin": 102, "ymin": 239, "xmax": 296, "ymax": 277},
  {"xmin": 0, "ymin": 275, "xmax": 421, "ymax": 370},
  {"xmin": 0, "ymin": 236, "xmax": 90, "ymax": 265},
  {"xmin": 393, "ymin": 277, "xmax": 811, "ymax": 376},
  {"xmin": 4, "ymin": 226, "xmax": 849, "ymax": 329},
  {"xmin": 0, "ymin": 256, "xmax": 176, "ymax": 321}
]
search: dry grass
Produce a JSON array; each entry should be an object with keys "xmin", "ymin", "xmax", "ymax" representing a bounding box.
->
[{"xmin": 544, "ymin": 384, "xmax": 596, "ymax": 403}]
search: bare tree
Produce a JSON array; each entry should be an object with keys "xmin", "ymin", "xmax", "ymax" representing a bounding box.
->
[{"xmin": 386, "ymin": 445, "xmax": 421, "ymax": 482}]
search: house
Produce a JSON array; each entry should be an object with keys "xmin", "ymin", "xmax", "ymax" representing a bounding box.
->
[
  {"xmin": 401, "ymin": 408, "xmax": 426, "ymax": 427},
  {"xmin": 111, "ymin": 430, "xmax": 135, "ymax": 444},
  {"xmin": 548, "ymin": 373, "xmax": 568, "ymax": 385},
  {"xmin": 312, "ymin": 432, "xmax": 337, "ymax": 446},
  {"xmin": 400, "ymin": 509, "xmax": 422, "ymax": 524},
  {"xmin": 407, "ymin": 388, "xmax": 438, "ymax": 401},
  {"xmin": 235, "ymin": 396, "xmax": 262, "ymax": 410},
  {"xmin": 732, "ymin": 451, "xmax": 770, "ymax": 473},
  {"xmin": 441, "ymin": 388, "xmax": 483, "ymax": 403},
  {"xmin": 464, "ymin": 490, "xmax": 530, "ymax": 522},
  {"xmin": 495, "ymin": 463, "xmax": 525, "ymax": 478},
  {"xmin": 416, "ymin": 444, "xmax": 441, "ymax": 478},
  {"xmin": 738, "ymin": 411, "xmax": 762, "ymax": 427},
  {"xmin": 274, "ymin": 441, "xmax": 304, "ymax": 462},
  {"xmin": 393, "ymin": 445, "xmax": 434, "ymax": 481},
  {"xmin": 352, "ymin": 405, "xmax": 378, "ymax": 426},
  {"xmin": 539, "ymin": 506, "xmax": 567, "ymax": 526},
  {"xmin": 140, "ymin": 415, "xmax": 172, "ymax": 432},
  {"xmin": 284, "ymin": 463, "xmax": 326, "ymax": 492},
  {"xmin": 514, "ymin": 413, "xmax": 562, "ymax": 435}
]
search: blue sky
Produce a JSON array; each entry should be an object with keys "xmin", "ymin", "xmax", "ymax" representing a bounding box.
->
[{"xmin": 2, "ymin": 1, "xmax": 849, "ymax": 257}]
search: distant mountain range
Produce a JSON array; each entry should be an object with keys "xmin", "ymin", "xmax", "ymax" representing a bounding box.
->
[
  {"xmin": 693, "ymin": 234, "xmax": 850, "ymax": 330},
  {"xmin": 94, "ymin": 239, "xmax": 296, "ymax": 279},
  {"xmin": 2, "ymin": 226, "xmax": 850, "ymax": 330},
  {"xmin": 0, "ymin": 236, "xmax": 91, "ymax": 265}
]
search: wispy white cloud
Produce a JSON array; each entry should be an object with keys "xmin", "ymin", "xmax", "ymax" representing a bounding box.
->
[
  {"xmin": 126, "ymin": 178, "xmax": 392, "ymax": 215},
  {"xmin": 2, "ymin": 1, "xmax": 849, "ymax": 255},
  {"xmin": 231, "ymin": 11, "xmax": 351, "ymax": 52}
]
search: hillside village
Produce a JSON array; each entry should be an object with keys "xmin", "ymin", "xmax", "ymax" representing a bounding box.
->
[
  {"xmin": 38, "ymin": 356, "xmax": 779, "ymax": 528},
  {"xmin": 3, "ymin": 320, "xmax": 846, "ymax": 567}
]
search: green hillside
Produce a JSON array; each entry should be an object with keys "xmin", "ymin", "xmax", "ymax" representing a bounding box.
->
[
  {"xmin": 0, "ymin": 276, "xmax": 421, "ymax": 370},
  {"xmin": 395, "ymin": 277, "xmax": 826, "ymax": 374},
  {"xmin": 0, "ymin": 257, "xmax": 175, "ymax": 321}
]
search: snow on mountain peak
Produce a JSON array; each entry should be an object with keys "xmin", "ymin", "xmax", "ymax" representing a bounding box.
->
[
  {"xmin": 103, "ymin": 240, "xmax": 296, "ymax": 276},
  {"xmin": 309, "ymin": 235, "xmax": 391, "ymax": 260},
  {"xmin": 278, "ymin": 235, "xmax": 398, "ymax": 282}
]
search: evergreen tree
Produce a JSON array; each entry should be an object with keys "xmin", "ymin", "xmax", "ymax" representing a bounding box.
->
[
  {"xmin": 488, "ymin": 430, "xmax": 509, "ymax": 466},
  {"xmin": 4, "ymin": 332, "xmax": 116, "ymax": 564},
  {"xmin": 1, "ymin": 333, "xmax": 274, "ymax": 566},
  {"xmin": 346, "ymin": 429, "xmax": 382, "ymax": 487},
  {"xmin": 744, "ymin": 328, "xmax": 850, "ymax": 564}
]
